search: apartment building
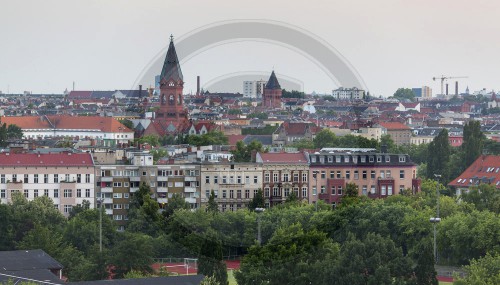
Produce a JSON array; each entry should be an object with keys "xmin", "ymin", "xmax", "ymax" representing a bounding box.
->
[
  {"xmin": 376, "ymin": 122, "xmax": 412, "ymax": 145},
  {"xmin": 0, "ymin": 152, "xmax": 95, "ymax": 217},
  {"xmin": 95, "ymin": 153, "xmax": 201, "ymax": 230},
  {"xmin": 256, "ymin": 152, "xmax": 310, "ymax": 207},
  {"xmin": 309, "ymin": 148, "xmax": 420, "ymax": 207},
  {"xmin": 200, "ymin": 162, "xmax": 262, "ymax": 212}
]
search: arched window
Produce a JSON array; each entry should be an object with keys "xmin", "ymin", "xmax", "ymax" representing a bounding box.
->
[{"xmin": 169, "ymin": 94, "xmax": 174, "ymax": 105}]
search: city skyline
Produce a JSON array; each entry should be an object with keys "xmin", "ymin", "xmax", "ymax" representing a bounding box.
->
[{"xmin": 1, "ymin": 0, "xmax": 499, "ymax": 96}]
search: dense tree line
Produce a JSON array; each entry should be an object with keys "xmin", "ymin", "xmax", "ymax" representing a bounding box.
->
[
  {"xmin": 2, "ymin": 179, "xmax": 500, "ymax": 283},
  {"xmin": 0, "ymin": 119, "xmax": 23, "ymax": 147}
]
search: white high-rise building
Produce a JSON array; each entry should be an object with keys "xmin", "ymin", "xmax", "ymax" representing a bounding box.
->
[
  {"xmin": 332, "ymin": 87, "xmax": 365, "ymax": 100},
  {"xmin": 243, "ymin": 80, "xmax": 267, "ymax": 98}
]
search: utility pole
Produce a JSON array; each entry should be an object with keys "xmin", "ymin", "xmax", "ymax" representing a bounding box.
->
[
  {"xmin": 255, "ymin": 208, "xmax": 265, "ymax": 245},
  {"xmin": 430, "ymin": 174, "xmax": 442, "ymax": 264}
]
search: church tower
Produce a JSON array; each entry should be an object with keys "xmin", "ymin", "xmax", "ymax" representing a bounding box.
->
[
  {"xmin": 262, "ymin": 71, "xmax": 282, "ymax": 109},
  {"xmin": 157, "ymin": 35, "xmax": 187, "ymax": 125}
]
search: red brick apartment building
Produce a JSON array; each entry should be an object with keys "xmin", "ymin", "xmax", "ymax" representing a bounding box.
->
[{"xmin": 309, "ymin": 148, "xmax": 420, "ymax": 207}]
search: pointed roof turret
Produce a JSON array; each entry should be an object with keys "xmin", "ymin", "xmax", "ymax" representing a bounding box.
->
[
  {"xmin": 265, "ymin": 70, "xmax": 281, "ymax": 89},
  {"xmin": 160, "ymin": 35, "xmax": 183, "ymax": 82}
]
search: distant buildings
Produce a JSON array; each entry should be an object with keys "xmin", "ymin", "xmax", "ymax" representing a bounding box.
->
[
  {"xmin": 376, "ymin": 122, "xmax": 412, "ymax": 145},
  {"xmin": 332, "ymin": 87, "xmax": 365, "ymax": 100},
  {"xmin": 412, "ymin": 86, "xmax": 432, "ymax": 99},
  {"xmin": 449, "ymin": 155, "xmax": 500, "ymax": 195},
  {"xmin": 243, "ymin": 80, "xmax": 267, "ymax": 99}
]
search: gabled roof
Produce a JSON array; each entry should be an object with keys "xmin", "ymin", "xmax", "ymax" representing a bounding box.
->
[
  {"xmin": 0, "ymin": 249, "xmax": 63, "ymax": 271},
  {"xmin": 0, "ymin": 152, "xmax": 94, "ymax": 167},
  {"xmin": 68, "ymin": 91, "xmax": 92, "ymax": 100},
  {"xmin": 265, "ymin": 71, "xmax": 281, "ymax": 90},
  {"xmin": 449, "ymin": 155, "xmax": 500, "ymax": 188},
  {"xmin": 160, "ymin": 36, "xmax": 183, "ymax": 82}
]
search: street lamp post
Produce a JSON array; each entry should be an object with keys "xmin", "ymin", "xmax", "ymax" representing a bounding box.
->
[
  {"xmin": 429, "ymin": 174, "xmax": 442, "ymax": 264},
  {"xmin": 255, "ymin": 207, "xmax": 265, "ymax": 245}
]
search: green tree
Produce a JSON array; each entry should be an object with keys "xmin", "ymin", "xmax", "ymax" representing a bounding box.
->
[
  {"xmin": 282, "ymin": 89, "xmax": 305, "ymax": 99},
  {"xmin": 410, "ymin": 239, "xmax": 438, "ymax": 285},
  {"xmin": 162, "ymin": 193, "xmax": 190, "ymax": 219},
  {"xmin": 127, "ymin": 183, "xmax": 162, "ymax": 236},
  {"xmin": 200, "ymin": 275, "xmax": 221, "ymax": 285},
  {"xmin": 248, "ymin": 188, "xmax": 264, "ymax": 211},
  {"xmin": 150, "ymin": 148, "xmax": 167, "ymax": 163},
  {"xmin": 313, "ymin": 128, "xmax": 337, "ymax": 149},
  {"xmin": 247, "ymin": 112, "xmax": 268, "ymax": 120},
  {"xmin": 380, "ymin": 134, "xmax": 396, "ymax": 152},
  {"xmin": 135, "ymin": 135, "xmax": 160, "ymax": 147},
  {"xmin": 289, "ymin": 138, "xmax": 314, "ymax": 150},
  {"xmin": 6, "ymin": 124, "xmax": 23, "ymax": 139},
  {"xmin": 207, "ymin": 190, "xmax": 219, "ymax": 214},
  {"xmin": 454, "ymin": 252, "xmax": 500, "ymax": 285},
  {"xmin": 392, "ymin": 88, "xmax": 416, "ymax": 102},
  {"xmin": 119, "ymin": 119, "xmax": 134, "ymax": 130},
  {"xmin": 427, "ymin": 129, "xmax": 450, "ymax": 181},
  {"xmin": 198, "ymin": 232, "xmax": 228, "ymax": 285},
  {"xmin": 110, "ymin": 232, "xmax": 155, "ymax": 278},
  {"xmin": 460, "ymin": 184, "xmax": 500, "ymax": 214},
  {"xmin": 462, "ymin": 120, "xmax": 485, "ymax": 169},
  {"xmin": 231, "ymin": 140, "xmax": 263, "ymax": 162}
]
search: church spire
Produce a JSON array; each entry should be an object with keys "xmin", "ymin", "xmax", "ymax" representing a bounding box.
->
[
  {"xmin": 265, "ymin": 70, "xmax": 281, "ymax": 89},
  {"xmin": 160, "ymin": 35, "xmax": 183, "ymax": 82}
]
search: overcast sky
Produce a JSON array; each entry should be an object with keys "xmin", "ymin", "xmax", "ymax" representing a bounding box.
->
[{"xmin": 1, "ymin": 0, "xmax": 499, "ymax": 96}]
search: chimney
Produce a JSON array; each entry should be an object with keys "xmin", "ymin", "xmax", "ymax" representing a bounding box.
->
[
  {"xmin": 455, "ymin": 81, "xmax": 458, "ymax": 96},
  {"xmin": 196, "ymin": 76, "xmax": 200, "ymax": 96},
  {"xmin": 446, "ymin": 83, "xmax": 449, "ymax": 95},
  {"xmin": 139, "ymin": 85, "xmax": 143, "ymax": 98}
]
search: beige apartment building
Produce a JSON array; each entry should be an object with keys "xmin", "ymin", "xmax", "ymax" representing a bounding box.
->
[
  {"xmin": 200, "ymin": 162, "xmax": 262, "ymax": 212},
  {"xmin": 0, "ymin": 152, "xmax": 95, "ymax": 217}
]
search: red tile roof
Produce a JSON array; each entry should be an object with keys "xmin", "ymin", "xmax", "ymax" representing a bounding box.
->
[
  {"xmin": 0, "ymin": 153, "xmax": 94, "ymax": 167},
  {"xmin": 227, "ymin": 135, "xmax": 246, "ymax": 145},
  {"xmin": 257, "ymin": 152, "xmax": 309, "ymax": 164},
  {"xmin": 449, "ymin": 155, "xmax": 500, "ymax": 189},
  {"xmin": 68, "ymin": 91, "xmax": 92, "ymax": 99},
  {"xmin": 1, "ymin": 116, "xmax": 132, "ymax": 133},
  {"xmin": 378, "ymin": 122, "xmax": 410, "ymax": 130}
]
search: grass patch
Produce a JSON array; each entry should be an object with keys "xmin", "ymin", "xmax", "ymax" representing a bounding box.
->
[{"xmin": 228, "ymin": 270, "xmax": 237, "ymax": 285}]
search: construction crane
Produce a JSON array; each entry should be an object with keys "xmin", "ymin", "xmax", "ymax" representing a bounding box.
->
[{"xmin": 432, "ymin": 75, "xmax": 468, "ymax": 95}]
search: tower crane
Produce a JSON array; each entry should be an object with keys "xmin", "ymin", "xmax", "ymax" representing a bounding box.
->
[{"xmin": 432, "ymin": 75, "xmax": 468, "ymax": 95}]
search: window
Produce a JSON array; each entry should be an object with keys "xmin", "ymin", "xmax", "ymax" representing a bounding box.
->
[
  {"xmin": 337, "ymin": 186, "xmax": 343, "ymax": 196},
  {"xmin": 245, "ymin": 189, "xmax": 250, "ymax": 198},
  {"xmin": 222, "ymin": 176, "xmax": 227, "ymax": 184},
  {"xmin": 113, "ymin": 215, "xmax": 123, "ymax": 221},
  {"xmin": 85, "ymin": 174, "xmax": 91, "ymax": 183},
  {"xmin": 344, "ymin": 156, "xmax": 349, "ymax": 163},
  {"xmin": 113, "ymin": 193, "xmax": 123, "ymax": 198},
  {"xmin": 0, "ymin": 175, "xmax": 4, "ymax": 184},
  {"xmin": 371, "ymin": 170, "xmax": 376, "ymax": 179},
  {"xmin": 24, "ymin": 189, "xmax": 29, "ymax": 198},
  {"xmin": 124, "ymin": 193, "xmax": 129, "ymax": 198},
  {"xmin": 24, "ymin": 174, "xmax": 29, "ymax": 183},
  {"xmin": 214, "ymin": 176, "xmax": 218, "ymax": 184},
  {"xmin": 369, "ymin": 156, "xmax": 374, "ymax": 162},
  {"xmin": 273, "ymin": 187, "xmax": 279, "ymax": 197},
  {"xmin": 245, "ymin": 176, "xmax": 250, "ymax": 184},
  {"xmin": 64, "ymin": 189, "xmax": 72, "ymax": 198},
  {"xmin": 380, "ymin": 171, "xmax": 385, "ymax": 179},
  {"xmin": 113, "ymin": 204, "xmax": 123, "ymax": 209},
  {"xmin": 283, "ymin": 173, "xmax": 289, "ymax": 182},
  {"xmin": 381, "ymin": 185, "xmax": 387, "ymax": 195},
  {"xmin": 264, "ymin": 187, "xmax": 270, "ymax": 197},
  {"xmin": 44, "ymin": 174, "xmax": 49, "ymax": 183},
  {"xmin": 44, "ymin": 189, "xmax": 49, "ymax": 196},
  {"xmin": 361, "ymin": 156, "xmax": 366, "ymax": 163},
  {"xmin": 399, "ymin": 185, "xmax": 405, "ymax": 194},
  {"xmin": 76, "ymin": 189, "xmax": 82, "ymax": 198},
  {"xmin": 77, "ymin": 174, "xmax": 81, "ymax": 183},
  {"xmin": 302, "ymin": 187, "xmax": 307, "ymax": 198},
  {"xmin": 329, "ymin": 171, "xmax": 335, "ymax": 179},
  {"xmin": 0, "ymin": 189, "xmax": 5, "ymax": 198},
  {"xmin": 237, "ymin": 176, "xmax": 242, "ymax": 184},
  {"xmin": 273, "ymin": 173, "xmax": 279, "ymax": 182},
  {"xmin": 386, "ymin": 171, "xmax": 391, "ymax": 178},
  {"xmin": 336, "ymin": 156, "xmax": 341, "ymax": 163},
  {"xmin": 85, "ymin": 189, "xmax": 91, "ymax": 198},
  {"xmin": 150, "ymin": 182, "xmax": 155, "ymax": 187},
  {"xmin": 377, "ymin": 156, "xmax": 382, "ymax": 162},
  {"xmin": 284, "ymin": 188, "xmax": 290, "ymax": 197},
  {"xmin": 385, "ymin": 156, "xmax": 390, "ymax": 162},
  {"xmin": 320, "ymin": 185, "xmax": 325, "ymax": 194},
  {"xmin": 294, "ymin": 173, "xmax": 299, "ymax": 182},
  {"xmin": 64, "ymin": 205, "xmax": 72, "ymax": 213},
  {"xmin": 400, "ymin": 170, "xmax": 405, "ymax": 179},
  {"xmin": 331, "ymin": 186, "xmax": 336, "ymax": 195},
  {"xmin": 113, "ymin": 182, "xmax": 122, "ymax": 187},
  {"xmin": 65, "ymin": 174, "xmax": 70, "ymax": 182},
  {"xmin": 370, "ymin": 185, "xmax": 376, "ymax": 194},
  {"xmin": 337, "ymin": 171, "xmax": 341, "ymax": 179},
  {"xmin": 205, "ymin": 190, "xmax": 210, "ymax": 198},
  {"xmin": 54, "ymin": 175, "xmax": 58, "ymax": 183},
  {"xmin": 321, "ymin": 171, "xmax": 326, "ymax": 179},
  {"xmin": 33, "ymin": 189, "xmax": 38, "ymax": 198},
  {"xmin": 302, "ymin": 173, "xmax": 308, "ymax": 182},
  {"xmin": 354, "ymin": 171, "xmax": 359, "ymax": 180},
  {"xmin": 124, "ymin": 182, "xmax": 129, "ymax": 187},
  {"xmin": 399, "ymin": 156, "xmax": 406, "ymax": 162},
  {"xmin": 265, "ymin": 173, "xmax": 270, "ymax": 182},
  {"xmin": 33, "ymin": 174, "xmax": 39, "ymax": 183},
  {"xmin": 254, "ymin": 176, "xmax": 258, "ymax": 183},
  {"xmin": 205, "ymin": 176, "xmax": 210, "ymax": 184},
  {"xmin": 237, "ymin": 190, "xmax": 242, "ymax": 199},
  {"xmin": 346, "ymin": 171, "xmax": 350, "ymax": 179},
  {"xmin": 230, "ymin": 190, "xmax": 234, "ymax": 199},
  {"xmin": 362, "ymin": 185, "xmax": 367, "ymax": 195},
  {"xmin": 362, "ymin": 171, "xmax": 367, "ymax": 179},
  {"xmin": 388, "ymin": 185, "xmax": 393, "ymax": 195},
  {"xmin": 230, "ymin": 176, "xmax": 235, "ymax": 184},
  {"xmin": 222, "ymin": 190, "xmax": 227, "ymax": 198}
]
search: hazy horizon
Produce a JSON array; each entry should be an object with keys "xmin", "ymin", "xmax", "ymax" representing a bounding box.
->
[{"xmin": 1, "ymin": 0, "xmax": 499, "ymax": 96}]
